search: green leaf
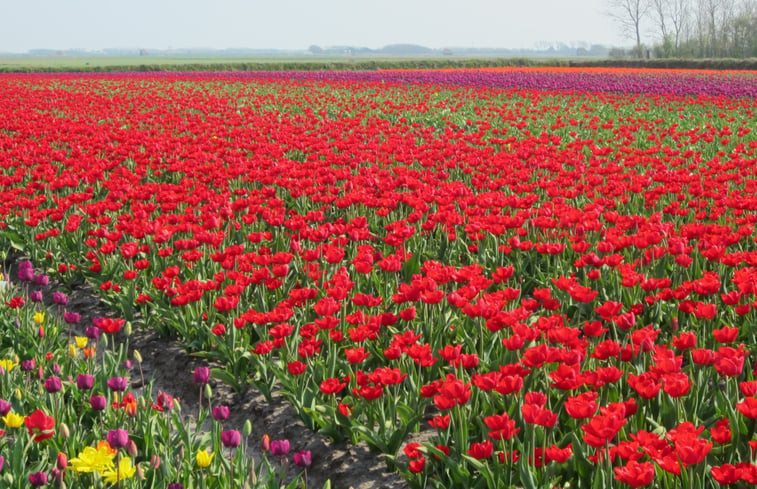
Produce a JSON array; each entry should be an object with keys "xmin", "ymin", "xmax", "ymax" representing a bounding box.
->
[{"xmin": 210, "ymin": 367, "xmax": 240, "ymax": 390}]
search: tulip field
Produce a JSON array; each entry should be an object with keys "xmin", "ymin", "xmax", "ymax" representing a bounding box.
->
[{"xmin": 1, "ymin": 67, "xmax": 757, "ymax": 488}]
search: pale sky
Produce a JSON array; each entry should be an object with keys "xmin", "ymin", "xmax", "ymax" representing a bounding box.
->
[{"xmin": 1, "ymin": 0, "xmax": 627, "ymax": 53}]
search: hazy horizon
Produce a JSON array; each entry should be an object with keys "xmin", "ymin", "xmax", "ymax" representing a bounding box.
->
[{"xmin": 3, "ymin": 0, "xmax": 627, "ymax": 54}]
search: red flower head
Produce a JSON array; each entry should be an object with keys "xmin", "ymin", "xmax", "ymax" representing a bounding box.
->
[
  {"xmin": 614, "ymin": 460, "xmax": 655, "ymax": 487},
  {"xmin": 25, "ymin": 409, "xmax": 55, "ymax": 442}
]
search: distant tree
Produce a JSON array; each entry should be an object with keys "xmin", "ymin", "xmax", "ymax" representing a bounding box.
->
[
  {"xmin": 308, "ymin": 45, "xmax": 323, "ymax": 55},
  {"xmin": 606, "ymin": 0, "xmax": 651, "ymax": 56}
]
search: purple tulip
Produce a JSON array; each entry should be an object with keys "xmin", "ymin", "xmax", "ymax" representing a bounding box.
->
[
  {"xmin": 107, "ymin": 376, "xmax": 129, "ymax": 391},
  {"xmin": 64, "ymin": 311, "xmax": 81, "ymax": 325},
  {"xmin": 34, "ymin": 274, "xmax": 49, "ymax": 286},
  {"xmin": 270, "ymin": 439, "xmax": 290, "ymax": 456},
  {"xmin": 28, "ymin": 471, "xmax": 48, "ymax": 486},
  {"xmin": 53, "ymin": 292, "xmax": 68, "ymax": 305},
  {"xmin": 0, "ymin": 455, "xmax": 4, "ymax": 472},
  {"xmin": 212, "ymin": 405, "xmax": 229, "ymax": 422},
  {"xmin": 221, "ymin": 430, "xmax": 241, "ymax": 448},
  {"xmin": 107, "ymin": 428, "xmax": 130, "ymax": 449},
  {"xmin": 30, "ymin": 291, "xmax": 43, "ymax": 303},
  {"xmin": 89, "ymin": 394, "xmax": 107, "ymax": 411},
  {"xmin": 77, "ymin": 374, "xmax": 94, "ymax": 390},
  {"xmin": 0, "ymin": 399, "xmax": 10, "ymax": 416},
  {"xmin": 44, "ymin": 376, "xmax": 62, "ymax": 393},
  {"xmin": 293, "ymin": 450, "xmax": 312, "ymax": 468},
  {"xmin": 21, "ymin": 359, "xmax": 35, "ymax": 371},
  {"xmin": 168, "ymin": 484, "xmax": 184, "ymax": 489},
  {"xmin": 17, "ymin": 261, "xmax": 34, "ymax": 282},
  {"xmin": 193, "ymin": 366, "xmax": 210, "ymax": 384}
]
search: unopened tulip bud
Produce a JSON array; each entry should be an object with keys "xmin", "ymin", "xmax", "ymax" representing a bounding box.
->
[
  {"xmin": 57, "ymin": 452, "xmax": 68, "ymax": 470},
  {"xmin": 136, "ymin": 464, "xmax": 145, "ymax": 480},
  {"xmin": 127, "ymin": 440, "xmax": 138, "ymax": 457},
  {"xmin": 37, "ymin": 366, "xmax": 44, "ymax": 379},
  {"xmin": 59, "ymin": 422, "xmax": 70, "ymax": 439},
  {"xmin": 150, "ymin": 455, "xmax": 160, "ymax": 469},
  {"xmin": 38, "ymin": 326, "xmax": 44, "ymax": 338},
  {"xmin": 204, "ymin": 383, "xmax": 212, "ymax": 400},
  {"xmin": 243, "ymin": 419, "xmax": 252, "ymax": 437},
  {"xmin": 124, "ymin": 321, "xmax": 132, "ymax": 336},
  {"xmin": 260, "ymin": 434, "xmax": 270, "ymax": 451},
  {"xmin": 133, "ymin": 350, "xmax": 142, "ymax": 364}
]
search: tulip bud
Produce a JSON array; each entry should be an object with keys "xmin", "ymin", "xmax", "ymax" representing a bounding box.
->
[
  {"xmin": 127, "ymin": 440, "xmax": 138, "ymax": 457},
  {"xmin": 0, "ymin": 399, "xmax": 10, "ymax": 416},
  {"xmin": 204, "ymin": 383, "xmax": 212, "ymax": 400},
  {"xmin": 150, "ymin": 455, "xmax": 161, "ymax": 470},
  {"xmin": 243, "ymin": 419, "xmax": 252, "ymax": 437},
  {"xmin": 59, "ymin": 422, "xmax": 70, "ymax": 439},
  {"xmin": 14, "ymin": 388, "xmax": 21, "ymax": 400},
  {"xmin": 124, "ymin": 321, "xmax": 132, "ymax": 337},
  {"xmin": 57, "ymin": 452, "xmax": 68, "ymax": 471},
  {"xmin": 36, "ymin": 365, "xmax": 44, "ymax": 380},
  {"xmin": 260, "ymin": 434, "xmax": 270, "ymax": 451},
  {"xmin": 38, "ymin": 326, "xmax": 45, "ymax": 338},
  {"xmin": 136, "ymin": 464, "xmax": 145, "ymax": 480},
  {"xmin": 133, "ymin": 350, "xmax": 142, "ymax": 364}
]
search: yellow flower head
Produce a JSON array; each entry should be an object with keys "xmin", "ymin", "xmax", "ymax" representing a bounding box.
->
[
  {"xmin": 75, "ymin": 336, "xmax": 88, "ymax": 349},
  {"xmin": 0, "ymin": 359, "xmax": 17, "ymax": 373},
  {"xmin": 68, "ymin": 344, "xmax": 77, "ymax": 358},
  {"xmin": 196, "ymin": 449, "xmax": 214, "ymax": 468},
  {"xmin": 68, "ymin": 443, "xmax": 116, "ymax": 473},
  {"xmin": 2, "ymin": 411, "xmax": 25, "ymax": 428},
  {"xmin": 102, "ymin": 456, "xmax": 136, "ymax": 484},
  {"xmin": 33, "ymin": 312, "xmax": 45, "ymax": 325}
]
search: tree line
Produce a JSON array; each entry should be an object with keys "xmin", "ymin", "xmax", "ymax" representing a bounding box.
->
[{"xmin": 606, "ymin": 0, "xmax": 757, "ymax": 58}]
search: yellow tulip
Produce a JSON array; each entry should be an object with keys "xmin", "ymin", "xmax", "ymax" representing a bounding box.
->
[
  {"xmin": 0, "ymin": 359, "xmax": 17, "ymax": 372},
  {"xmin": 195, "ymin": 449, "xmax": 214, "ymax": 468},
  {"xmin": 75, "ymin": 336, "xmax": 88, "ymax": 349},
  {"xmin": 33, "ymin": 312, "xmax": 45, "ymax": 325},
  {"xmin": 2, "ymin": 412, "xmax": 25, "ymax": 428}
]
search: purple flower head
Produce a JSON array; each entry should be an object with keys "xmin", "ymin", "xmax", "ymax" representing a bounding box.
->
[
  {"xmin": 0, "ymin": 455, "xmax": 4, "ymax": 472},
  {"xmin": 29, "ymin": 471, "xmax": 48, "ymax": 487},
  {"xmin": 52, "ymin": 292, "xmax": 68, "ymax": 305},
  {"xmin": 85, "ymin": 326, "xmax": 100, "ymax": 339},
  {"xmin": 51, "ymin": 363, "xmax": 61, "ymax": 375},
  {"xmin": 21, "ymin": 359, "xmax": 35, "ymax": 371},
  {"xmin": 30, "ymin": 291, "xmax": 43, "ymax": 303},
  {"xmin": 107, "ymin": 376, "xmax": 129, "ymax": 392},
  {"xmin": 34, "ymin": 274, "xmax": 49, "ymax": 287},
  {"xmin": 44, "ymin": 376, "xmax": 62, "ymax": 393},
  {"xmin": 122, "ymin": 360, "xmax": 133, "ymax": 370},
  {"xmin": 0, "ymin": 399, "xmax": 10, "ymax": 416},
  {"xmin": 17, "ymin": 261, "xmax": 34, "ymax": 282},
  {"xmin": 168, "ymin": 484, "xmax": 184, "ymax": 489},
  {"xmin": 107, "ymin": 428, "xmax": 130, "ymax": 449},
  {"xmin": 77, "ymin": 374, "xmax": 94, "ymax": 390},
  {"xmin": 89, "ymin": 394, "xmax": 107, "ymax": 411},
  {"xmin": 193, "ymin": 366, "xmax": 210, "ymax": 385},
  {"xmin": 212, "ymin": 405, "xmax": 230, "ymax": 422},
  {"xmin": 293, "ymin": 450, "xmax": 312, "ymax": 468},
  {"xmin": 270, "ymin": 439, "xmax": 290, "ymax": 457},
  {"xmin": 63, "ymin": 311, "xmax": 81, "ymax": 325},
  {"xmin": 221, "ymin": 430, "xmax": 241, "ymax": 448}
]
